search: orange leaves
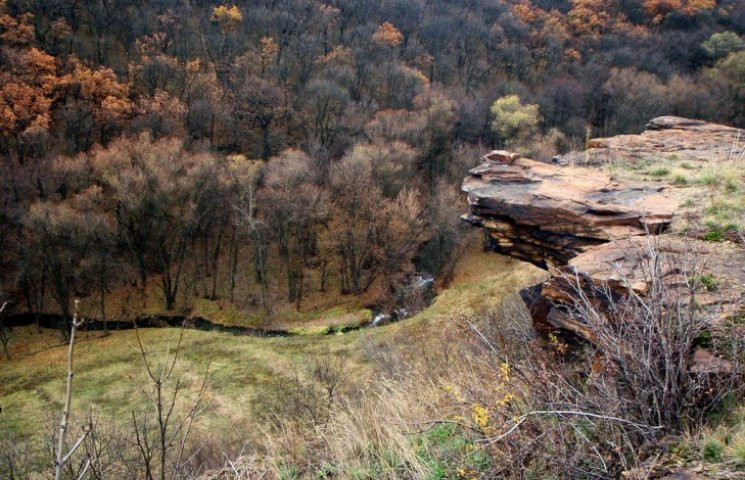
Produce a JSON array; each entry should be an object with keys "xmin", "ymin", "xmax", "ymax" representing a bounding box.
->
[
  {"xmin": 25, "ymin": 48, "xmax": 58, "ymax": 79},
  {"xmin": 512, "ymin": 1, "xmax": 540, "ymax": 24},
  {"xmin": 70, "ymin": 58, "xmax": 127, "ymax": 100},
  {"xmin": 643, "ymin": 0, "xmax": 683, "ymax": 22},
  {"xmin": 0, "ymin": 48, "xmax": 60, "ymax": 137},
  {"xmin": 68, "ymin": 57, "xmax": 132, "ymax": 121},
  {"xmin": 100, "ymin": 95, "xmax": 132, "ymax": 119},
  {"xmin": 567, "ymin": 0, "xmax": 614, "ymax": 36},
  {"xmin": 0, "ymin": 81, "xmax": 52, "ymax": 135},
  {"xmin": 0, "ymin": 7, "xmax": 131, "ymax": 141},
  {"xmin": 372, "ymin": 21, "xmax": 403, "ymax": 48},
  {"xmin": 0, "ymin": 11, "xmax": 34, "ymax": 45}
]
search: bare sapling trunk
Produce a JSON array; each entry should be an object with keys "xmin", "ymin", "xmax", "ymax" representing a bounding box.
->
[
  {"xmin": 233, "ymin": 183, "xmax": 269, "ymax": 310},
  {"xmin": 0, "ymin": 301, "xmax": 10, "ymax": 360},
  {"xmin": 54, "ymin": 300, "xmax": 92, "ymax": 480}
]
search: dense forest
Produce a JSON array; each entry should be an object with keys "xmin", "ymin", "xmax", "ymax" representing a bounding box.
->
[{"xmin": 1, "ymin": 0, "xmax": 745, "ymax": 326}]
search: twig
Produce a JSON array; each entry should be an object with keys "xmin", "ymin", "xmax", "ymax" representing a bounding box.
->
[
  {"xmin": 396, "ymin": 419, "xmax": 483, "ymax": 435},
  {"xmin": 482, "ymin": 410, "xmax": 663, "ymax": 445}
]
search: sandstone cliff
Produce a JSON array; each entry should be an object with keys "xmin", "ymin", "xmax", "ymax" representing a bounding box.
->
[
  {"xmin": 463, "ymin": 117, "xmax": 745, "ymax": 368},
  {"xmin": 553, "ymin": 116, "xmax": 743, "ymax": 167}
]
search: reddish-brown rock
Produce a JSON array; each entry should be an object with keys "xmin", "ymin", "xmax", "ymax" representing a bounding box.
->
[
  {"xmin": 553, "ymin": 116, "xmax": 743, "ymax": 167},
  {"xmin": 463, "ymin": 117, "xmax": 744, "ymax": 372},
  {"xmin": 462, "ymin": 152, "xmax": 678, "ymax": 268}
]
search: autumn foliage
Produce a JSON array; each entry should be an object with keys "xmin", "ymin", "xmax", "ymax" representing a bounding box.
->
[{"xmin": 0, "ymin": 0, "xmax": 743, "ymax": 325}]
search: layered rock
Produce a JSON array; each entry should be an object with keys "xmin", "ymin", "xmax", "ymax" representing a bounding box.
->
[
  {"xmin": 462, "ymin": 118, "xmax": 745, "ymax": 368},
  {"xmin": 553, "ymin": 116, "xmax": 743, "ymax": 167},
  {"xmin": 462, "ymin": 150, "xmax": 678, "ymax": 268},
  {"xmin": 526, "ymin": 235, "xmax": 745, "ymax": 334}
]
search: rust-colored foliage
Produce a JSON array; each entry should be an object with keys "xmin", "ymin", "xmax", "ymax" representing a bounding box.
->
[
  {"xmin": 372, "ymin": 21, "xmax": 403, "ymax": 48},
  {"xmin": 643, "ymin": 0, "xmax": 716, "ymax": 24}
]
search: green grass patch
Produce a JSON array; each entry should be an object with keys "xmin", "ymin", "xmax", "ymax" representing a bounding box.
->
[
  {"xmin": 690, "ymin": 274, "xmax": 719, "ymax": 292},
  {"xmin": 671, "ymin": 174, "xmax": 688, "ymax": 185},
  {"xmin": 697, "ymin": 171, "xmax": 722, "ymax": 186},
  {"xmin": 704, "ymin": 439, "xmax": 725, "ymax": 462},
  {"xmin": 647, "ymin": 167, "xmax": 670, "ymax": 177},
  {"xmin": 702, "ymin": 228, "xmax": 726, "ymax": 242},
  {"xmin": 414, "ymin": 423, "xmax": 493, "ymax": 480},
  {"xmin": 0, "ymin": 235, "xmax": 545, "ymax": 449}
]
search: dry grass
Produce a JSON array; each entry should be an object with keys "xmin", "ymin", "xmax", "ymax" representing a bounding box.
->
[
  {"xmin": 3, "ymin": 239, "xmax": 742, "ymax": 478},
  {"xmin": 602, "ymin": 151, "xmax": 745, "ymax": 239},
  {"xmin": 0, "ymin": 327, "xmax": 365, "ymax": 442}
]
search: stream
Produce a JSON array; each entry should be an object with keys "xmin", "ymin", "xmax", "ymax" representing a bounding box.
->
[{"xmin": 3, "ymin": 274, "xmax": 437, "ymax": 338}]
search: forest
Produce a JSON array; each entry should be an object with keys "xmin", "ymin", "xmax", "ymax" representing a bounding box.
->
[
  {"xmin": 1, "ymin": 0, "xmax": 744, "ymax": 328},
  {"xmin": 2, "ymin": 0, "xmax": 745, "ymax": 478}
]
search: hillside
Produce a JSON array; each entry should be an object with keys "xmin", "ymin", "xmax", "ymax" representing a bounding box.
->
[
  {"xmin": 462, "ymin": 116, "xmax": 745, "ymax": 478},
  {"xmin": 1, "ymin": 0, "xmax": 745, "ymax": 477}
]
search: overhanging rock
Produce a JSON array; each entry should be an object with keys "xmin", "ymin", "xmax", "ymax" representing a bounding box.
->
[{"xmin": 463, "ymin": 118, "xmax": 745, "ymax": 372}]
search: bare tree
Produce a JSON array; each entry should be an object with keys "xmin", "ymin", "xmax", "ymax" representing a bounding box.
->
[
  {"xmin": 130, "ymin": 325, "xmax": 210, "ymax": 480},
  {"xmin": 232, "ymin": 168, "xmax": 269, "ymax": 309}
]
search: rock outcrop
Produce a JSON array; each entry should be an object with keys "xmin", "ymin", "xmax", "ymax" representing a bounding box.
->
[
  {"xmin": 462, "ymin": 150, "xmax": 678, "ymax": 268},
  {"xmin": 553, "ymin": 116, "xmax": 743, "ymax": 167},
  {"xmin": 463, "ymin": 117, "xmax": 745, "ymax": 366}
]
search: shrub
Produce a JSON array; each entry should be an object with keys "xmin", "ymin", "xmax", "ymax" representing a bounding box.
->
[
  {"xmin": 702, "ymin": 228, "xmax": 725, "ymax": 241},
  {"xmin": 732, "ymin": 438, "xmax": 745, "ymax": 462},
  {"xmin": 703, "ymin": 439, "xmax": 725, "ymax": 461},
  {"xmin": 672, "ymin": 173, "xmax": 688, "ymax": 185}
]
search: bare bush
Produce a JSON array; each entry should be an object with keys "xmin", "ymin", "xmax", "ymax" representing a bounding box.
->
[
  {"xmin": 129, "ymin": 325, "xmax": 210, "ymax": 480},
  {"xmin": 237, "ymin": 246, "xmax": 744, "ymax": 479},
  {"xmin": 555, "ymin": 241, "xmax": 744, "ymax": 429},
  {"xmin": 453, "ymin": 242, "xmax": 745, "ymax": 477},
  {"xmin": 260, "ymin": 353, "xmax": 348, "ymax": 432}
]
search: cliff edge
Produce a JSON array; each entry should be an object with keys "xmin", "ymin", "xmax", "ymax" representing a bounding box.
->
[{"xmin": 463, "ymin": 117, "xmax": 745, "ymax": 368}]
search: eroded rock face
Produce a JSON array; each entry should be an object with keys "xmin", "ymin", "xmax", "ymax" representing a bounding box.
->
[
  {"xmin": 462, "ymin": 152, "xmax": 678, "ymax": 268},
  {"xmin": 530, "ymin": 235, "xmax": 745, "ymax": 335},
  {"xmin": 463, "ymin": 117, "xmax": 744, "ymax": 370},
  {"xmin": 553, "ymin": 116, "xmax": 742, "ymax": 167}
]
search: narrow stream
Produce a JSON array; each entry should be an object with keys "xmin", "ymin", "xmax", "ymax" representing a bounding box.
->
[{"xmin": 3, "ymin": 274, "xmax": 437, "ymax": 338}]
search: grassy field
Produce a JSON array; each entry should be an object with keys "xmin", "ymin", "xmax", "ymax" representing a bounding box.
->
[{"xmin": 0, "ymin": 237, "xmax": 545, "ymax": 443}]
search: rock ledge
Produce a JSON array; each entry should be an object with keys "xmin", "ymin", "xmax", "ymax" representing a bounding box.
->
[{"xmin": 463, "ymin": 117, "xmax": 744, "ymax": 368}]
